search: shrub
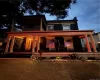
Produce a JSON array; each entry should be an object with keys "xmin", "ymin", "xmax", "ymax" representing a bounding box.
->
[
  {"xmin": 69, "ymin": 53, "xmax": 78, "ymax": 60},
  {"xmin": 56, "ymin": 56, "xmax": 62, "ymax": 59},
  {"xmin": 79, "ymin": 57, "xmax": 87, "ymax": 61}
]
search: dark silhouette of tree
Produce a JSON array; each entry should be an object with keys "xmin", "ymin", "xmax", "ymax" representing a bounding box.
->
[
  {"xmin": 0, "ymin": 0, "xmax": 76, "ymax": 31},
  {"xmin": 22, "ymin": 0, "xmax": 76, "ymax": 19},
  {"xmin": 0, "ymin": 1, "xmax": 23, "ymax": 31}
]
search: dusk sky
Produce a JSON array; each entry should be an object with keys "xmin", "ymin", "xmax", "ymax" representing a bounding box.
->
[{"xmin": 46, "ymin": 0, "xmax": 100, "ymax": 33}]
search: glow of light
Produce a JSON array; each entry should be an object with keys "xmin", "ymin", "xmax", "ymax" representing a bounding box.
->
[
  {"xmin": 25, "ymin": 37, "xmax": 32, "ymax": 50},
  {"xmin": 97, "ymin": 42, "xmax": 100, "ymax": 44},
  {"xmin": 65, "ymin": 42, "xmax": 71, "ymax": 47},
  {"xmin": 0, "ymin": 42, "xmax": 2, "ymax": 46},
  {"xmin": 15, "ymin": 36, "xmax": 24, "ymax": 39},
  {"xmin": 28, "ymin": 38, "xmax": 33, "ymax": 40}
]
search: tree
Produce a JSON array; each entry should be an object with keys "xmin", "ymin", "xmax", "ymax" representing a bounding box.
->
[
  {"xmin": 0, "ymin": 0, "xmax": 23, "ymax": 30},
  {"xmin": 22, "ymin": 0, "xmax": 76, "ymax": 19},
  {"xmin": 0, "ymin": 0, "xmax": 76, "ymax": 31}
]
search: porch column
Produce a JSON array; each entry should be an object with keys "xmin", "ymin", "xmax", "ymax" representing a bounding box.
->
[
  {"xmin": 10, "ymin": 36, "xmax": 15, "ymax": 53},
  {"xmin": 84, "ymin": 34, "xmax": 91, "ymax": 52},
  {"xmin": 90, "ymin": 34, "xmax": 97, "ymax": 52},
  {"xmin": 40, "ymin": 18, "xmax": 42, "ymax": 31},
  {"xmin": 5, "ymin": 36, "xmax": 11, "ymax": 52},
  {"xmin": 32, "ymin": 36, "xmax": 35, "ymax": 53},
  {"xmin": 37, "ymin": 36, "xmax": 40, "ymax": 52}
]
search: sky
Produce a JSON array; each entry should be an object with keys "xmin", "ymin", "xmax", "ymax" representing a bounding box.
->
[{"xmin": 45, "ymin": 0, "xmax": 100, "ymax": 33}]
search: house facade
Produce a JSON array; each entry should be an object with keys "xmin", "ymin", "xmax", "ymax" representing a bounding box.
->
[
  {"xmin": 4, "ymin": 15, "xmax": 97, "ymax": 54},
  {"xmin": 93, "ymin": 32, "xmax": 100, "ymax": 51}
]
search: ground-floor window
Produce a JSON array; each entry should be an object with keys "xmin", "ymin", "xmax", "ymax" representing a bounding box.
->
[{"xmin": 46, "ymin": 38, "xmax": 55, "ymax": 51}]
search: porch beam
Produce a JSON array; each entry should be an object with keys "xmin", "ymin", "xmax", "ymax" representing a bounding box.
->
[{"xmin": 8, "ymin": 31, "xmax": 93, "ymax": 36}]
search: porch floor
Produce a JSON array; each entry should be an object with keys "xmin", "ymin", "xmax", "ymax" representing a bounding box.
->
[{"xmin": 0, "ymin": 52, "xmax": 100, "ymax": 58}]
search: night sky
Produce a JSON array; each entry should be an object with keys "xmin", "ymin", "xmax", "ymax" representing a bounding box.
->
[{"xmin": 46, "ymin": 0, "xmax": 100, "ymax": 33}]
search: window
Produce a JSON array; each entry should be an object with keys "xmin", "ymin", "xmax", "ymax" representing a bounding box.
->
[
  {"xmin": 47, "ymin": 25, "xmax": 54, "ymax": 31},
  {"xmin": 62, "ymin": 25, "xmax": 70, "ymax": 31}
]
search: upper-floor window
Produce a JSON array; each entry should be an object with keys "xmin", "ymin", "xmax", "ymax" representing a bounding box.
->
[
  {"xmin": 62, "ymin": 25, "xmax": 70, "ymax": 31},
  {"xmin": 47, "ymin": 25, "xmax": 54, "ymax": 31}
]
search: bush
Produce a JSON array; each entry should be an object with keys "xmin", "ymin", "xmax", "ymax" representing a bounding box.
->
[
  {"xmin": 79, "ymin": 57, "xmax": 87, "ymax": 61},
  {"xmin": 69, "ymin": 53, "xmax": 78, "ymax": 60},
  {"xmin": 56, "ymin": 56, "xmax": 62, "ymax": 59}
]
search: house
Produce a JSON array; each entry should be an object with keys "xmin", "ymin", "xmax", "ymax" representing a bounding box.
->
[
  {"xmin": 4, "ymin": 15, "xmax": 97, "ymax": 54},
  {"xmin": 93, "ymin": 32, "xmax": 100, "ymax": 52}
]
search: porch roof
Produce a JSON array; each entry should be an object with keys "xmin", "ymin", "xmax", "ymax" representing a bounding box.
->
[{"xmin": 7, "ymin": 30, "xmax": 94, "ymax": 36}]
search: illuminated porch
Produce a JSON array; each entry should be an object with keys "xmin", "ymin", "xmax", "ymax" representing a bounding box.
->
[{"xmin": 4, "ymin": 30, "xmax": 97, "ymax": 55}]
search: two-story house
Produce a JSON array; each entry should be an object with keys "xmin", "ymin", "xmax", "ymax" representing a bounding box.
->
[{"xmin": 4, "ymin": 15, "xmax": 97, "ymax": 54}]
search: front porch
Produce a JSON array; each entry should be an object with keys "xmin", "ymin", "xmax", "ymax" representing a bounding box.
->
[{"xmin": 5, "ymin": 30, "xmax": 97, "ymax": 55}]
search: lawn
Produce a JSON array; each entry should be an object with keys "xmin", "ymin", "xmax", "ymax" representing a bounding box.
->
[{"xmin": 0, "ymin": 59, "xmax": 100, "ymax": 80}]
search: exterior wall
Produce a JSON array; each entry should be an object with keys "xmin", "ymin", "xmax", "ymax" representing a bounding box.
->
[
  {"xmin": 47, "ymin": 21, "xmax": 76, "ymax": 31},
  {"xmin": 20, "ymin": 21, "xmax": 46, "ymax": 31},
  {"xmin": 93, "ymin": 34, "xmax": 99, "ymax": 48},
  {"xmin": 46, "ymin": 18, "xmax": 83, "ymax": 51},
  {"xmin": 98, "ymin": 33, "xmax": 100, "ymax": 41},
  {"xmin": 93, "ymin": 33, "xmax": 100, "ymax": 51},
  {"xmin": 22, "ymin": 26, "xmax": 41, "ymax": 31}
]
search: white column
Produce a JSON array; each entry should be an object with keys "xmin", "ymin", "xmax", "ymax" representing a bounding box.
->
[
  {"xmin": 32, "ymin": 36, "xmax": 35, "ymax": 53},
  {"xmin": 5, "ymin": 36, "xmax": 11, "ymax": 52},
  {"xmin": 90, "ymin": 34, "xmax": 97, "ymax": 52},
  {"xmin": 84, "ymin": 35, "xmax": 91, "ymax": 52},
  {"xmin": 10, "ymin": 36, "xmax": 15, "ymax": 53},
  {"xmin": 37, "ymin": 36, "xmax": 40, "ymax": 52}
]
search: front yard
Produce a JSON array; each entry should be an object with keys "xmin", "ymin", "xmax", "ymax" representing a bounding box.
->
[{"xmin": 0, "ymin": 59, "xmax": 100, "ymax": 80}]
